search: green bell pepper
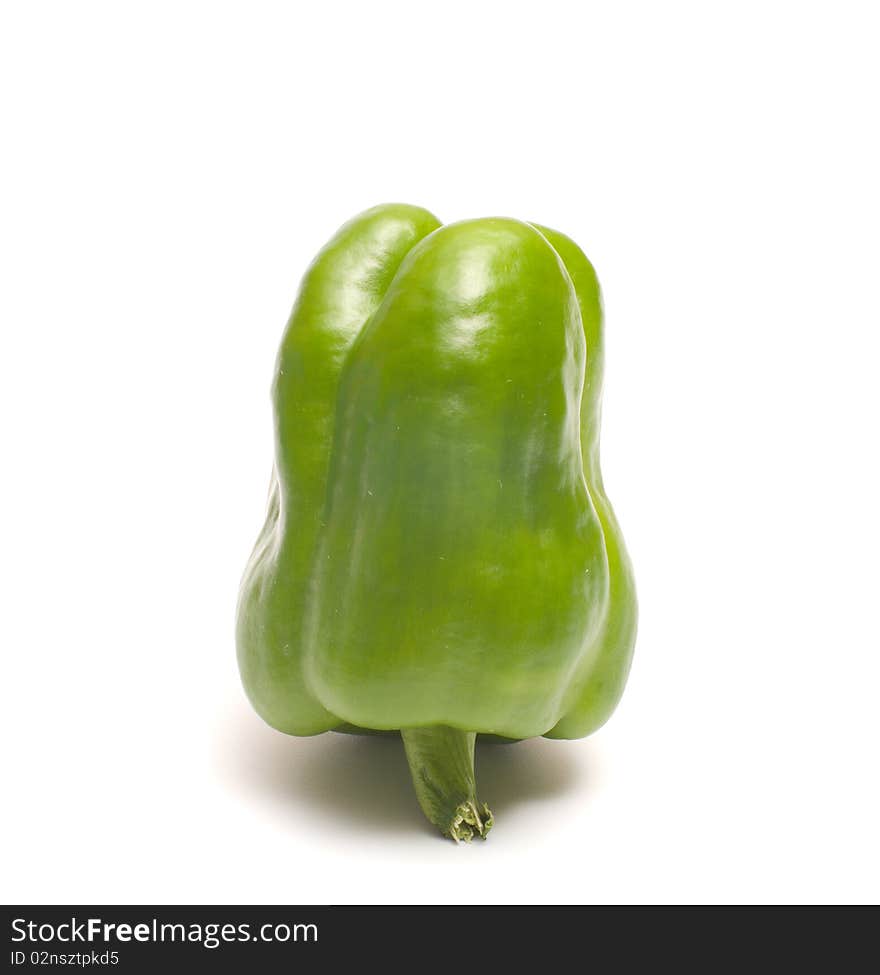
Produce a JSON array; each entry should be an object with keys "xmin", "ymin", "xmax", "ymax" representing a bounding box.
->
[{"xmin": 236, "ymin": 204, "xmax": 637, "ymax": 841}]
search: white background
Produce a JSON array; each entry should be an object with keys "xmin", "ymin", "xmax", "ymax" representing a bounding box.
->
[{"xmin": 2, "ymin": 1, "xmax": 878, "ymax": 905}]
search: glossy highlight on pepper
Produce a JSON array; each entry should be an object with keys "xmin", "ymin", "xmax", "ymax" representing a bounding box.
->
[{"xmin": 236, "ymin": 204, "xmax": 637, "ymax": 841}]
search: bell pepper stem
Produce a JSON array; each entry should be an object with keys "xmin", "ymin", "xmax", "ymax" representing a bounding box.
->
[{"xmin": 400, "ymin": 726, "xmax": 493, "ymax": 842}]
